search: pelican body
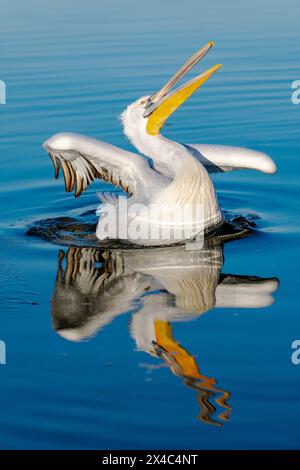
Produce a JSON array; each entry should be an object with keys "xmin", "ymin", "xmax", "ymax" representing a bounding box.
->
[{"xmin": 44, "ymin": 42, "xmax": 276, "ymax": 246}]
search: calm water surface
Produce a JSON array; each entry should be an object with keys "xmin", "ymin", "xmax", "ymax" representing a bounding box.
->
[{"xmin": 0, "ymin": 0, "xmax": 300, "ymax": 449}]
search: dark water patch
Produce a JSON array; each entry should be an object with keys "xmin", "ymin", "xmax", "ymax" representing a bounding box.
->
[
  {"xmin": 26, "ymin": 211, "xmax": 257, "ymax": 248},
  {"xmin": 26, "ymin": 216, "xmax": 98, "ymax": 247}
]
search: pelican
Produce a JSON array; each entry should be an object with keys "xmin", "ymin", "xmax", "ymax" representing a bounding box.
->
[{"xmin": 43, "ymin": 41, "xmax": 276, "ymax": 246}]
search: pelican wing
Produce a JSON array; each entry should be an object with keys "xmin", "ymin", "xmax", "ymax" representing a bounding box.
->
[
  {"xmin": 43, "ymin": 132, "xmax": 162, "ymax": 198},
  {"xmin": 184, "ymin": 143, "xmax": 276, "ymax": 174}
]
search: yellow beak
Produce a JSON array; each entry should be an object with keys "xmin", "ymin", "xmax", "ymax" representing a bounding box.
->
[{"xmin": 146, "ymin": 63, "xmax": 221, "ymax": 136}]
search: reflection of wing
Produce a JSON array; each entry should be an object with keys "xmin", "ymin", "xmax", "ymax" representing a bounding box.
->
[
  {"xmin": 44, "ymin": 132, "xmax": 166, "ymax": 198},
  {"xmin": 215, "ymin": 274, "xmax": 279, "ymax": 308},
  {"xmin": 183, "ymin": 143, "xmax": 276, "ymax": 174},
  {"xmin": 51, "ymin": 247, "xmax": 150, "ymax": 341}
]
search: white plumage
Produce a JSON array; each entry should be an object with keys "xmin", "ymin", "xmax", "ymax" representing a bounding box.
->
[{"xmin": 44, "ymin": 42, "xmax": 276, "ymax": 246}]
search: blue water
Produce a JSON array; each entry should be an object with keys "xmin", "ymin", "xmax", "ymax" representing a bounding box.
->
[{"xmin": 0, "ymin": 0, "xmax": 300, "ymax": 449}]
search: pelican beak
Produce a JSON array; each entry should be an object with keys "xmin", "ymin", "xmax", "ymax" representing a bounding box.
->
[{"xmin": 144, "ymin": 41, "xmax": 221, "ymax": 136}]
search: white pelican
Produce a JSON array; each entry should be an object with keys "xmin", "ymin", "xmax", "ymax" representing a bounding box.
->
[{"xmin": 44, "ymin": 41, "xmax": 276, "ymax": 246}]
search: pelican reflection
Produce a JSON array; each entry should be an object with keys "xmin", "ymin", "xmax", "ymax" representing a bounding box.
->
[{"xmin": 51, "ymin": 234, "xmax": 278, "ymax": 426}]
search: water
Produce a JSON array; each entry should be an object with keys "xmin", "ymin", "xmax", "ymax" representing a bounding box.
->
[{"xmin": 0, "ymin": 0, "xmax": 300, "ymax": 449}]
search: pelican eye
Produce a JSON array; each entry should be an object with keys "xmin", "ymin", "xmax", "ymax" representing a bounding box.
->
[{"xmin": 139, "ymin": 99, "xmax": 148, "ymax": 108}]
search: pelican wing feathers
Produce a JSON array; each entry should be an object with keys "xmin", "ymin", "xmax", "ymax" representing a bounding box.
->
[{"xmin": 43, "ymin": 132, "xmax": 163, "ymax": 198}]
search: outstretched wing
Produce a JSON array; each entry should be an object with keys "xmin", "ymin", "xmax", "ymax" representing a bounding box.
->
[
  {"xmin": 183, "ymin": 143, "xmax": 276, "ymax": 174},
  {"xmin": 43, "ymin": 132, "xmax": 164, "ymax": 198}
]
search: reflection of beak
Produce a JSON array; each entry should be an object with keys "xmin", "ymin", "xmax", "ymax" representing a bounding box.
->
[{"xmin": 144, "ymin": 41, "xmax": 221, "ymax": 136}]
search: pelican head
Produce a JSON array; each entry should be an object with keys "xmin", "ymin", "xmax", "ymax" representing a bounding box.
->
[{"xmin": 121, "ymin": 41, "xmax": 221, "ymax": 149}]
